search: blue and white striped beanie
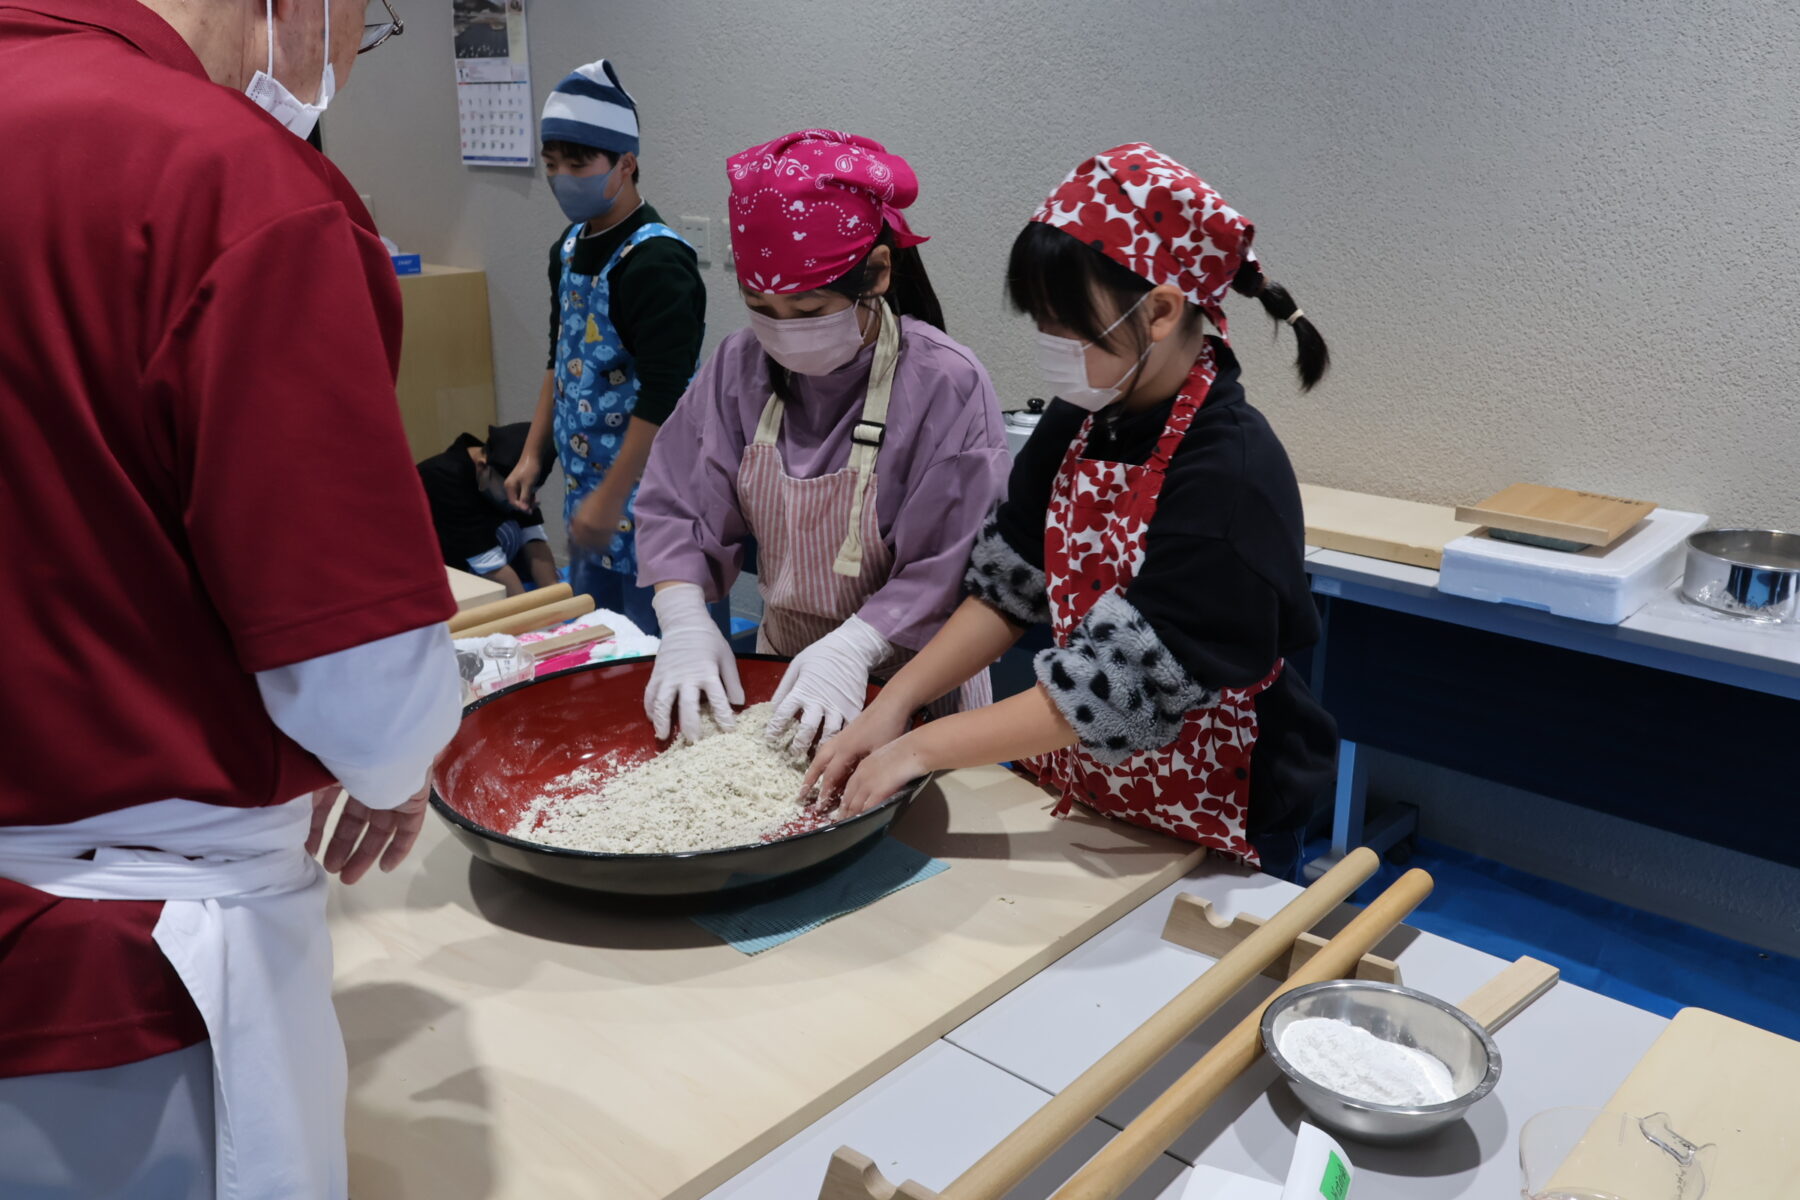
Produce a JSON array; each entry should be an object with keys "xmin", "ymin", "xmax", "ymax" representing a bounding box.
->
[{"xmin": 540, "ymin": 59, "xmax": 639, "ymax": 156}]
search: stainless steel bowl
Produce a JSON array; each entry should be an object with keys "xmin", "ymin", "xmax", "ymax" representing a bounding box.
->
[
  {"xmin": 1261, "ymin": 980, "xmax": 1501, "ymax": 1144},
  {"xmin": 1681, "ymin": 528, "xmax": 1800, "ymax": 623}
]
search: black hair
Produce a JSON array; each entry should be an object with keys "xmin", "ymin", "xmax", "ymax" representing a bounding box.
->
[
  {"xmin": 482, "ymin": 422, "xmax": 550, "ymax": 485},
  {"xmin": 765, "ymin": 224, "xmax": 946, "ymax": 402},
  {"xmin": 540, "ymin": 139, "xmax": 641, "ymax": 184},
  {"xmin": 1006, "ymin": 221, "xmax": 1330, "ymax": 392}
]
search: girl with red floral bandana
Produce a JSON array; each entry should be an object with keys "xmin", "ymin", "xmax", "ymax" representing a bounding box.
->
[{"xmin": 808, "ymin": 144, "xmax": 1338, "ymax": 869}]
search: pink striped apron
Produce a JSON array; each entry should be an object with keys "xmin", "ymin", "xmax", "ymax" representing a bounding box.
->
[{"xmin": 739, "ymin": 303, "xmax": 990, "ymax": 717}]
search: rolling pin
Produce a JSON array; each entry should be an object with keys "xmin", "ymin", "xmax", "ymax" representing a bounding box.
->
[
  {"xmin": 449, "ymin": 582, "xmax": 574, "ymax": 634},
  {"xmin": 457, "ymin": 594, "xmax": 594, "ymax": 639},
  {"xmin": 1049, "ymin": 868, "xmax": 1436, "ymax": 1200},
  {"xmin": 940, "ymin": 848, "xmax": 1383, "ymax": 1200}
]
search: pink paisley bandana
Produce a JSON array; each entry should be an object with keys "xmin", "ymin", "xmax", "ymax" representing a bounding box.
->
[
  {"xmin": 1032, "ymin": 143, "xmax": 1255, "ymax": 339},
  {"xmin": 727, "ymin": 130, "xmax": 929, "ymax": 295}
]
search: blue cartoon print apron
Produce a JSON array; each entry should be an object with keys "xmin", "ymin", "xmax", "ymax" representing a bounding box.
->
[{"xmin": 551, "ymin": 220, "xmax": 694, "ymax": 581}]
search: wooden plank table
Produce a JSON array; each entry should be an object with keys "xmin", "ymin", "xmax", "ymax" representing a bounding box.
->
[{"xmin": 329, "ymin": 765, "xmax": 1203, "ymax": 1200}]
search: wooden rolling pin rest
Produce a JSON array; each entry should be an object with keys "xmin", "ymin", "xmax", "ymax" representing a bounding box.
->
[
  {"xmin": 1159, "ymin": 895, "xmax": 1402, "ymax": 986},
  {"xmin": 820, "ymin": 855, "xmax": 1559, "ymax": 1200}
]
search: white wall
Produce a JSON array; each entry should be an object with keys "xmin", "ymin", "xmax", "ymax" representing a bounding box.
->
[{"xmin": 327, "ymin": 0, "xmax": 1800, "ymax": 528}]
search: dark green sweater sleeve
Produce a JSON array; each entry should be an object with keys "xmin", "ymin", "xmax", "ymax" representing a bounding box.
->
[
  {"xmin": 546, "ymin": 238, "xmax": 561, "ymax": 370},
  {"xmin": 609, "ymin": 238, "xmax": 706, "ymax": 426}
]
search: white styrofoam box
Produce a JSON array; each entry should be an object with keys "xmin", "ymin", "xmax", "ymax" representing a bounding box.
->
[{"xmin": 1438, "ymin": 507, "xmax": 1708, "ymax": 624}]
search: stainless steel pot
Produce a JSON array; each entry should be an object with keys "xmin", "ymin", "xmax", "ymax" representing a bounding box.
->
[{"xmin": 1681, "ymin": 529, "xmax": 1800, "ymax": 623}]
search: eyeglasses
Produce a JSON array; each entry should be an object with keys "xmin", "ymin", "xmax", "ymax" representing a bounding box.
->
[{"xmin": 359, "ymin": 0, "xmax": 404, "ymax": 53}]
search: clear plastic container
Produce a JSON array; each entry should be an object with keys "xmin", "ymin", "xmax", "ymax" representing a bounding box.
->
[
  {"xmin": 475, "ymin": 635, "xmax": 534, "ymax": 697},
  {"xmin": 1519, "ymin": 1108, "xmax": 1712, "ymax": 1200}
]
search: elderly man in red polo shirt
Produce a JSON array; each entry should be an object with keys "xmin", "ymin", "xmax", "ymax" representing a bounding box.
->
[{"xmin": 0, "ymin": 0, "xmax": 461, "ymax": 1194}]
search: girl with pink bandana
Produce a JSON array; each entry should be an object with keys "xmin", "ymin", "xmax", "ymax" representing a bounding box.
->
[
  {"xmin": 636, "ymin": 131, "xmax": 1008, "ymax": 751},
  {"xmin": 810, "ymin": 145, "xmax": 1339, "ymax": 872}
]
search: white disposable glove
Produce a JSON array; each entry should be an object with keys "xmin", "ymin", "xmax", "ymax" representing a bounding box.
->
[
  {"xmin": 765, "ymin": 615, "xmax": 893, "ymax": 756},
  {"xmin": 644, "ymin": 584, "xmax": 744, "ymax": 743}
]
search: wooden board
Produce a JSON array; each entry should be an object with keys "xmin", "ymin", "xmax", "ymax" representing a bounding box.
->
[
  {"xmin": 1298, "ymin": 484, "xmax": 1481, "ymax": 570},
  {"xmin": 446, "ymin": 565, "xmax": 506, "ymax": 612},
  {"xmin": 396, "ymin": 265, "xmax": 497, "ymax": 463},
  {"xmin": 1597, "ymin": 1007, "xmax": 1800, "ymax": 1196},
  {"xmin": 328, "ymin": 765, "xmax": 1203, "ymax": 1200},
  {"xmin": 1456, "ymin": 483, "xmax": 1655, "ymax": 548}
]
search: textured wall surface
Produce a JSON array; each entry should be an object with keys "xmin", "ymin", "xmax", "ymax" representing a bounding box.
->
[{"xmin": 327, "ymin": 0, "xmax": 1800, "ymax": 527}]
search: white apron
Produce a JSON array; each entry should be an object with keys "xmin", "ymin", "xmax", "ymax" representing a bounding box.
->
[
  {"xmin": 0, "ymin": 795, "xmax": 348, "ymax": 1199},
  {"xmin": 739, "ymin": 302, "xmax": 990, "ymax": 716}
]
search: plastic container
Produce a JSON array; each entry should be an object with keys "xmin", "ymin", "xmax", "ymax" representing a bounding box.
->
[
  {"xmin": 1520, "ymin": 1108, "xmax": 1711, "ymax": 1200},
  {"xmin": 474, "ymin": 635, "xmax": 534, "ymax": 696},
  {"xmin": 1437, "ymin": 508, "xmax": 1707, "ymax": 625}
]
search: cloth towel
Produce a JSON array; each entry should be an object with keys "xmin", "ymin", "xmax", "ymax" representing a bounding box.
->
[{"xmin": 692, "ymin": 837, "xmax": 948, "ymax": 954}]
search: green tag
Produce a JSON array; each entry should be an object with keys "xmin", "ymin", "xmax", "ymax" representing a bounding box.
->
[{"xmin": 1319, "ymin": 1150, "xmax": 1350, "ymax": 1200}]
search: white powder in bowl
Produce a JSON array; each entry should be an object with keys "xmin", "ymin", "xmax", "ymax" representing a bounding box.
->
[
  {"xmin": 509, "ymin": 704, "xmax": 820, "ymax": 854},
  {"xmin": 1277, "ymin": 1016, "xmax": 1459, "ymax": 1107}
]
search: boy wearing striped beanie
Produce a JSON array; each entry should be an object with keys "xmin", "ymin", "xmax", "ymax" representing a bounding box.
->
[{"xmin": 503, "ymin": 58, "xmax": 709, "ymax": 636}]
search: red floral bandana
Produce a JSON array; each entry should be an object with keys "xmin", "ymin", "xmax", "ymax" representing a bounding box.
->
[
  {"xmin": 727, "ymin": 130, "xmax": 929, "ymax": 295},
  {"xmin": 1032, "ymin": 143, "xmax": 1255, "ymax": 338}
]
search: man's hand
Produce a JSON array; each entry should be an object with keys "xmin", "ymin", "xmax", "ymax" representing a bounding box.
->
[
  {"xmin": 569, "ymin": 486, "xmax": 626, "ymax": 552},
  {"xmin": 308, "ymin": 781, "xmax": 430, "ymax": 885},
  {"xmin": 503, "ymin": 453, "xmax": 543, "ymax": 512}
]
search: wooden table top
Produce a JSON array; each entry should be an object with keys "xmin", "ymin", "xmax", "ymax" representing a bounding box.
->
[{"xmin": 329, "ymin": 764, "xmax": 1204, "ymax": 1200}]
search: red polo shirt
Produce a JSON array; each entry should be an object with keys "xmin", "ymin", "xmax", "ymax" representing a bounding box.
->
[{"xmin": 0, "ymin": 0, "xmax": 455, "ymax": 1075}]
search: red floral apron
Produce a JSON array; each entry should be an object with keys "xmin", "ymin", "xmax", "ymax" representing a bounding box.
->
[{"xmin": 1022, "ymin": 348, "xmax": 1280, "ymax": 863}]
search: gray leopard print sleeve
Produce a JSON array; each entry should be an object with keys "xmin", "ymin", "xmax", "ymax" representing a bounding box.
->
[
  {"xmin": 963, "ymin": 512, "xmax": 1049, "ymax": 626},
  {"xmin": 1033, "ymin": 592, "xmax": 1216, "ymax": 764}
]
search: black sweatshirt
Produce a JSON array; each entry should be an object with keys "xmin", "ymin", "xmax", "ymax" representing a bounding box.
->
[
  {"xmin": 967, "ymin": 341, "xmax": 1337, "ymax": 837},
  {"xmin": 417, "ymin": 434, "xmax": 545, "ymax": 569},
  {"xmin": 544, "ymin": 203, "xmax": 706, "ymax": 427}
]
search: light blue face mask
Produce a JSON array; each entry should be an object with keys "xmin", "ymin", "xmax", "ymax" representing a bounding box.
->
[{"xmin": 550, "ymin": 167, "xmax": 618, "ymax": 224}]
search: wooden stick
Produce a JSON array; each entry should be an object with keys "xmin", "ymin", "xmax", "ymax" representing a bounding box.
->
[
  {"xmin": 526, "ymin": 624, "xmax": 614, "ymax": 661},
  {"xmin": 448, "ymin": 582, "xmax": 573, "ymax": 633},
  {"xmin": 1458, "ymin": 956, "xmax": 1559, "ymax": 1032},
  {"xmin": 456, "ymin": 594, "xmax": 594, "ymax": 639},
  {"xmin": 938, "ymin": 848, "xmax": 1382, "ymax": 1200},
  {"xmin": 1048, "ymin": 868, "xmax": 1436, "ymax": 1200}
]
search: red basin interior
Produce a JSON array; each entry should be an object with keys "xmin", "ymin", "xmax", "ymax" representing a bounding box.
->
[{"xmin": 432, "ymin": 657, "xmax": 848, "ymax": 846}]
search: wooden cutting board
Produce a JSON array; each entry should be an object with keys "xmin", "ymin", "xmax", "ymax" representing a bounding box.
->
[
  {"xmin": 446, "ymin": 565, "xmax": 507, "ymax": 612},
  {"xmin": 1596, "ymin": 1007, "xmax": 1800, "ymax": 1196},
  {"xmin": 1299, "ymin": 484, "xmax": 1481, "ymax": 570},
  {"xmin": 1455, "ymin": 483, "xmax": 1655, "ymax": 548},
  {"xmin": 329, "ymin": 765, "xmax": 1203, "ymax": 1200}
]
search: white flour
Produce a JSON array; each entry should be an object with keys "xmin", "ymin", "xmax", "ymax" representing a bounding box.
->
[
  {"xmin": 509, "ymin": 704, "xmax": 813, "ymax": 854},
  {"xmin": 1278, "ymin": 1016, "xmax": 1458, "ymax": 1106}
]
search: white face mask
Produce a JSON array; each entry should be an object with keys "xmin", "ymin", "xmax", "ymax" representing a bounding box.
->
[
  {"xmin": 747, "ymin": 298, "xmax": 877, "ymax": 377},
  {"xmin": 244, "ymin": 0, "xmax": 335, "ymax": 140},
  {"xmin": 1033, "ymin": 292, "xmax": 1154, "ymax": 413}
]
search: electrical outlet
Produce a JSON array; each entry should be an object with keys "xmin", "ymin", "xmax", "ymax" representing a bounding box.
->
[
  {"xmin": 357, "ymin": 192, "xmax": 377, "ymax": 224},
  {"xmin": 676, "ymin": 214, "xmax": 711, "ymax": 265}
]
